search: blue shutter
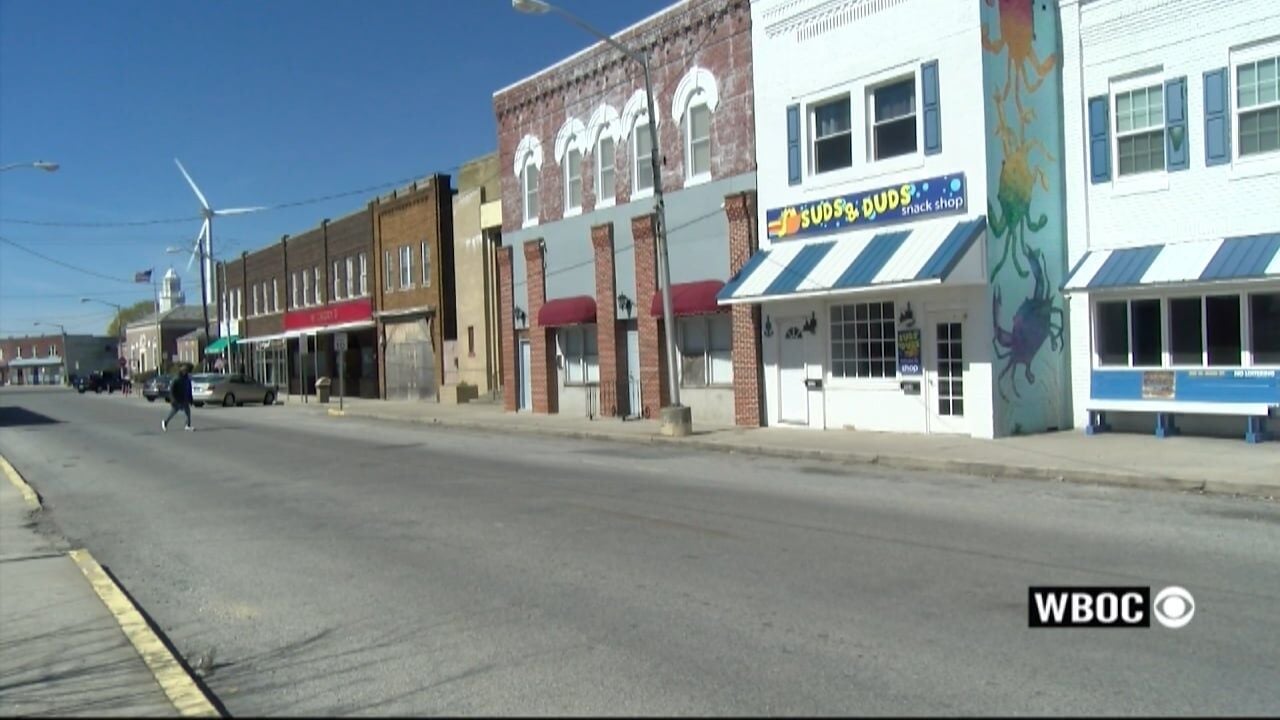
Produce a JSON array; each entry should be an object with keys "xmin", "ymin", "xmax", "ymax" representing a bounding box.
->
[
  {"xmin": 786, "ymin": 103, "xmax": 801, "ymax": 185},
  {"xmin": 1088, "ymin": 95, "xmax": 1111, "ymax": 184},
  {"xmin": 922, "ymin": 60, "xmax": 941, "ymax": 155},
  {"xmin": 1203, "ymin": 67, "xmax": 1230, "ymax": 166},
  {"xmin": 1165, "ymin": 76, "xmax": 1189, "ymax": 171}
]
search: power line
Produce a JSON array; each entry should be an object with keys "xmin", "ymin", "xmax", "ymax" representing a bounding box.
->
[{"xmin": 0, "ymin": 236, "xmax": 138, "ymax": 284}]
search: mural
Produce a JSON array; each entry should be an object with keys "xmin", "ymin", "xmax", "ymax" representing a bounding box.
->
[{"xmin": 982, "ymin": 0, "xmax": 1071, "ymax": 434}]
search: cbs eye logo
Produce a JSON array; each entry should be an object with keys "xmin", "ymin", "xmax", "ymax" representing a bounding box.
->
[{"xmin": 1153, "ymin": 586, "xmax": 1195, "ymax": 629}]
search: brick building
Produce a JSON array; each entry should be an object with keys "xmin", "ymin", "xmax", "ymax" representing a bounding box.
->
[
  {"xmin": 0, "ymin": 333, "xmax": 117, "ymax": 385},
  {"xmin": 493, "ymin": 0, "xmax": 762, "ymax": 426},
  {"xmin": 451, "ymin": 154, "xmax": 505, "ymax": 401},
  {"xmin": 371, "ymin": 175, "xmax": 456, "ymax": 401}
]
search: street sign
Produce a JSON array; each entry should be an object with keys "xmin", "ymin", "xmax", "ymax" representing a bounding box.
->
[{"xmin": 334, "ymin": 332, "xmax": 349, "ymax": 352}]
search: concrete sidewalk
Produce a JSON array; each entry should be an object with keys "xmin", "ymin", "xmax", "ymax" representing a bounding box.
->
[
  {"xmin": 0, "ymin": 472, "xmax": 203, "ymax": 716},
  {"xmin": 276, "ymin": 394, "xmax": 1280, "ymax": 499}
]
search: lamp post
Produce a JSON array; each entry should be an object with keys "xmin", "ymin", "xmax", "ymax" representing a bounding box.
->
[
  {"xmin": 512, "ymin": 0, "xmax": 690, "ymax": 434},
  {"xmin": 167, "ymin": 246, "xmax": 223, "ymax": 371},
  {"xmin": 33, "ymin": 321, "xmax": 68, "ymax": 386},
  {"xmin": 0, "ymin": 160, "xmax": 59, "ymax": 173},
  {"xmin": 81, "ymin": 298, "xmax": 125, "ymax": 374}
]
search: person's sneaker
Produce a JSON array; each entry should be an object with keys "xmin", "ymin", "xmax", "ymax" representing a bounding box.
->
[
  {"xmin": 185, "ymin": 426, "xmax": 194, "ymax": 432},
  {"xmin": 161, "ymin": 420, "xmax": 167, "ymax": 432}
]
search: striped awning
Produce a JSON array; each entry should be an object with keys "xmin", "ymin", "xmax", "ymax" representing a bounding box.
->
[
  {"xmin": 717, "ymin": 216, "xmax": 986, "ymax": 305},
  {"xmin": 1063, "ymin": 233, "xmax": 1280, "ymax": 292}
]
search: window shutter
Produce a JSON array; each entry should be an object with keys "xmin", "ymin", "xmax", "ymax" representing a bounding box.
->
[
  {"xmin": 1164, "ymin": 76, "xmax": 1189, "ymax": 171},
  {"xmin": 1088, "ymin": 95, "xmax": 1111, "ymax": 184},
  {"xmin": 786, "ymin": 103, "xmax": 801, "ymax": 185},
  {"xmin": 1203, "ymin": 67, "xmax": 1230, "ymax": 166},
  {"xmin": 922, "ymin": 60, "xmax": 941, "ymax": 155}
]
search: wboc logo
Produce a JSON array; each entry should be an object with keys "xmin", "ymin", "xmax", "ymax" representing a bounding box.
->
[{"xmin": 1028, "ymin": 585, "xmax": 1195, "ymax": 628}]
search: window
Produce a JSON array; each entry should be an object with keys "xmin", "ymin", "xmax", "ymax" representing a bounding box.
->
[
  {"xmin": 565, "ymin": 148, "xmax": 583, "ymax": 212},
  {"xmin": 812, "ymin": 96, "xmax": 852, "ymax": 173},
  {"xmin": 421, "ymin": 242, "xmax": 431, "ymax": 286},
  {"xmin": 49, "ymin": 344, "xmax": 57, "ymax": 357},
  {"xmin": 559, "ymin": 326, "xmax": 598, "ymax": 385},
  {"xmin": 1095, "ymin": 301, "xmax": 1130, "ymax": 366},
  {"xmin": 678, "ymin": 315, "xmax": 732, "ymax": 387},
  {"xmin": 314, "ymin": 266, "xmax": 323, "ymax": 304},
  {"xmin": 346, "ymin": 257, "xmax": 355, "ymax": 298},
  {"xmin": 302, "ymin": 270, "xmax": 311, "ymax": 306},
  {"xmin": 272, "ymin": 278, "xmax": 279, "ymax": 313},
  {"xmin": 384, "ymin": 250, "xmax": 393, "ymax": 292},
  {"xmin": 399, "ymin": 245, "xmax": 412, "ymax": 289},
  {"xmin": 291, "ymin": 273, "xmax": 299, "ymax": 309},
  {"xmin": 634, "ymin": 121, "xmax": 654, "ymax": 193},
  {"xmin": 252, "ymin": 284, "xmax": 261, "ymax": 316},
  {"xmin": 522, "ymin": 163, "xmax": 539, "ymax": 223},
  {"xmin": 467, "ymin": 326, "xmax": 475, "ymax": 357},
  {"xmin": 597, "ymin": 136, "xmax": 615, "ymax": 205},
  {"xmin": 1130, "ymin": 299, "xmax": 1162, "ymax": 367},
  {"xmin": 1099, "ymin": 296, "xmax": 1247, "ymax": 368},
  {"xmin": 870, "ymin": 77, "xmax": 917, "ymax": 160},
  {"xmin": 830, "ymin": 302, "xmax": 897, "ymax": 378},
  {"xmin": 14, "ymin": 347, "xmax": 20, "ymax": 359},
  {"xmin": 1237, "ymin": 55, "xmax": 1280, "ymax": 157},
  {"xmin": 1169, "ymin": 297, "xmax": 1203, "ymax": 365},
  {"xmin": 359, "ymin": 253, "xmax": 368, "ymax": 296},
  {"xmin": 1115, "ymin": 84, "xmax": 1165, "ymax": 176},
  {"xmin": 333, "ymin": 261, "xmax": 343, "ymax": 300},
  {"xmin": 0, "ymin": 349, "xmax": 4, "ymax": 360},
  {"xmin": 1251, "ymin": 293, "xmax": 1280, "ymax": 364},
  {"xmin": 1205, "ymin": 294, "xmax": 1241, "ymax": 366},
  {"xmin": 684, "ymin": 102, "xmax": 711, "ymax": 179}
]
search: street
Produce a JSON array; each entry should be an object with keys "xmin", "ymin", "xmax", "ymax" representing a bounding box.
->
[{"xmin": 1, "ymin": 386, "xmax": 1278, "ymax": 716}]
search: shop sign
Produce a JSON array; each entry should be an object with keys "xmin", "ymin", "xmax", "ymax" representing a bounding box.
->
[
  {"xmin": 1141, "ymin": 371, "xmax": 1176, "ymax": 399},
  {"xmin": 897, "ymin": 327, "xmax": 922, "ymax": 376},
  {"xmin": 284, "ymin": 298, "xmax": 372, "ymax": 332},
  {"xmin": 765, "ymin": 173, "xmax": 967, "ymax": 241}
]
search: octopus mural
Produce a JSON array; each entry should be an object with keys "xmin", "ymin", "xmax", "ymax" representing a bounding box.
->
[{"xmin": 982, "ymin": 0, "xmax": 1069, "ymax": 433}]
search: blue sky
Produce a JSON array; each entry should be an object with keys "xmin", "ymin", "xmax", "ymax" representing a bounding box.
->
[{"xmin": 0, "ymin": 0, "xmax": 673, "ymax": 336}]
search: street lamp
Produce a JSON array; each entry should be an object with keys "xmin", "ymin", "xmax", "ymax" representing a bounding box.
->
[
  {"xmin": 33, "ymin": 321, "xmax": 69, "ymax": 386},
  {"xmin": 513, "ymin": 0, "xmax": 690, "ymax": 435},
  {"xmin": 167, "ymin": 245, "xmax": 224, "ymax": 371},
  {"xmin": 0, "ymin": 161, "xmax": 59, "ymax": 173}
]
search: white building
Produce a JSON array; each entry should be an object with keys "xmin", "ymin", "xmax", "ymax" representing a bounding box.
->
[
  {"xmin": 724, "ymin": 0, "xmax": 1072, "ymax": 437},
  {"xmin": 1059, "ymin": 0, "xmax": 1280, "ymax": 442}
]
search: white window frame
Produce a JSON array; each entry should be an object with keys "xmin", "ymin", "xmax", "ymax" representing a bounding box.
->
[
  {"xmin": 314, "ymin": 266, "xmax": 323, "ymax": 304},
  {"xmin": 683, "ymin": 100, "xmax": 712, "ymax": 185},
  {"xmin": 421, "ymin": 241, "xmax": 431, "ymax": 287},
  {"xmin": 1091, "ymin": 292, "xmax": 1258, "ymax": 370},
  {"xmin": 399, "ymin": 245, "xmax": 412, "ymax": 290},
  {"xmin": 291, "ymin": 273, "xmax": 299, "ymax": 309},
  {"xmin": 333, "ymin": 260, "xmax": 343, "ymax": 300},
  {"xmin": 272, "ymin": 278, "xmax": 279, "ymax": 313},
  {"xmin": 564, "ymin": 147, "xmax": 583, "ymax": 216},
  {"xmin": 521, "ymin": 160, "xmax": 540, "ymax": 227},
  {"xmin": 1111, "ymin": 76, "xmax": 1166, "ymax": 180},
  {"xmin": 302, "ymin": 270, "xmax": 311, "ymax": 306},
  {"xmin": 346, "ymin": 257, "xmax": 356, "ymax": 298},
  {"xmin": 596, "ymin": 135, "xmax": 616, "ymax": 209},
  {"xmin": 1232, "ymin": 43, "xmax": 1280, "ymax": 164},
  {"xmin": 867, "ymin": 72, "xmax": 920, "ymax": 164},
  {"xmin": 828, "ymin": 300, "xmax": 898, "ymax": 381},
  {"xmin": 384, "ymin": 250, "xmax": 394, "ymax": 292},
  {"xmin": 359, "ymin": 253, "xmax": 369, "ymax": 296},
  {"xmin": 558, "ymin": 325, "xmax": 599, "ymax": 386},
  {"xmin": 632, "ymin": 119, "xmax": 655, "ymax": 200},
  {"xmin": 677, "ymin": 314, "xmax": 733, "ymax": 387},
  {"xmin": 810, "ymin": 94, "xmax": 853, "ymax": 176},
  {"xmin": 252, "ymin": 283, "xmax": 261, "ymax": 317}
]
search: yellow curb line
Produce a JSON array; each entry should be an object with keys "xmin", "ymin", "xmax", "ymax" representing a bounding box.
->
[
  {"xmin": 68, "ymin": 549, "xmax": 222, "ymax": 718},
  {"xmin": 0, "ymin": 454, "xmax": 41, "ymax": 510}
]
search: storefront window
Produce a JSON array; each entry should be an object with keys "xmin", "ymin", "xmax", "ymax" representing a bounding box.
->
[
  {"xmin": 1169, "ymin": 297, "xmax": 1203, "ymax": 365},
  {"xmin": 1251, "ymin": 292, "xmax": 1280, "ymax": 364},
  {"xmin": 559, "ymin": 326, "xmax": 598, "ymax": 385},
  {"xmin": 1130, "ymin": 299, "xmax": 1162, "ymax": 367},
  {"xmin": 1205, "ymin": 294, "xmax": 1242, "ymax": 366},
  {"xmin": 678, "ymin": 315, "xmax": 732, "ymax": 387},
  {"xmin": 1095, "ymin": 301, "xmax": 1129, "ymax": 366},
  {"xmin": 830, "ymin": 301, "xmax": 896, "ymax": 378}
]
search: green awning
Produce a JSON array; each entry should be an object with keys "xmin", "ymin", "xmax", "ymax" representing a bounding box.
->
[{"xmin": 204, "ymin": 336, "xmax": 237, "ymax": 354}]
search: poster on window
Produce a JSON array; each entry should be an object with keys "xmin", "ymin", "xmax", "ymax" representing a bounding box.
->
[{"xmin": 897, "ymin": 328, "xmax": 922, "ymax": 376}]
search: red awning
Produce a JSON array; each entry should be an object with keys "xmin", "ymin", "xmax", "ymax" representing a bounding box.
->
[
  {"xmin": 650, "ymin": 280, "xmax": 727, "ymax": 318},
  {"xmin": 538, "ymin": 296, "xmax": 597, "ymax": 327}
]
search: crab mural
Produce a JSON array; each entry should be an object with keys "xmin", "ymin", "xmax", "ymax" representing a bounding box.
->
[
  {"xmin": 988, "ymin": 105, "xmax": 1054, "ymax": 280},
  {"xmin": 993, "ymin": 246, "xmax": 1064, "ymax": 401},
  {"xmin": 982, "ymin": 0, "xmax": 1058, "ymax": 128}
]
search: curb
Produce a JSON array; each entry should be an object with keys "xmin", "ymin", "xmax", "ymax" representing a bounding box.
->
[
  {"xmin": 0, "ymin": 454, "xmax": 42, "ymax": 510},
  {"xmin": 318, "ymin": 406, "xmax": 1275, "ymax": 501},
  {"xmin": 69, "ymin": 549, "xmax": 223, "ymax": 718}
]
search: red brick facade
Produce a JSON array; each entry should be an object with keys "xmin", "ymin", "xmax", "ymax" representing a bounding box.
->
[
  {"xmin": 497, "ymin": 246, "xmax": 518, "ymax": 412},
  {"xmin": 725, "ymin": 190, "xmax": 762, "ymax": 427},
  {"xmin": 632, "ymin": 213, "xmax": 669, "ymax": 417},
  {"xmin": 523, "ymin": 239, "xmax": 557, "ymax": 414},
  {"xmin": 591, "ymin": 222, "xmax": 624, "ymax": 417}
]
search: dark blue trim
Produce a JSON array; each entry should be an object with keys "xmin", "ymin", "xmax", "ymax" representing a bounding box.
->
[
  {"xmin": 833, "ymin": 231, "xmax": 910, "ymax": 289},
  {"xmin": 1165, "ymin": 76, "xmax": 1189, "ymax": 171},
  {"xmin": 717, "ymin": 250, "xmax": 772, "ymax": 301},
  {"xmin": 1204, "ymin": 68, "xmax": 1230, "ymax": 166},
  {"xmin": 763, "ymin": 242, "xmax": 834, "ymax": 296},
  {"xmin": 786, "ymin": 104, "xmax": 802, "ymax": 186},
  {"xmin": 922, "ymin": 60, "xmax": 941, "ymax": 155},
  {"xmin": 1087, "ymin": 246, "xmax": 1161, "ymax": 288},
  {"xmin": 916, "ymin": 216, "xmax": 984, "ymax": 280},
  {"xmin": 1088, "ymin": 95, "xmax": 1111, "ymax": 183},
  {"xmin": 1091, "ymin": 369, "xmax": 1280, "ymax": 404},
  {"xmin": 1200, "ymin": 233, "xmax": 1280, "ymax": 281}
]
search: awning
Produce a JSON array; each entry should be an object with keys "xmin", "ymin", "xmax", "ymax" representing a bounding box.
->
[
  {"xmin": 235, "ymin": 332, "xmax": 291, "ymax": 345},
  {"xmin": 538, "ymin": 296, "xmax": 596, "ymax": 327},
  {"xmin": 6, "ymin": 357, "xmax": 61, "ymax": 368},
  {"xmin": 650, "ymin": 280, "xmax": 726, "ymax": 317},
  {"xmin": 717, "ymin": 216, "xmax": 986, "ymax": 305},
  {"xmin": 204, "ymin": 336, "xmax": 238, "ymax": 354},
  {"xmin": 1063, "ymin": 233, "xmax": 1280, "ymax": 293}
]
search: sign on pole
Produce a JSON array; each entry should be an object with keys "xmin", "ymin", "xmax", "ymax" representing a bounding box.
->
[{"xmin": 334, "ymin": 332, "xmax": 349, "ymax": 352}]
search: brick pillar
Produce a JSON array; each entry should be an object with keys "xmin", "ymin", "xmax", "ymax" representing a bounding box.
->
[
  {"xmin": 591, "ymin": 222, "xmax": 623, "ymax": 417},
  {"xmin": 523, "ymin": 239, "xmax": 557, "ymax": 414},
  {"xmin": 632, "ymin": 213, "xmax": 669, "ymax": 417},
  {"xmin": 725, "ymin": 191, "xmax": 763, "ymax": 427},
  {"xmin": 497, "ymin": 246, "xmax": 517, "ymax": 412}
]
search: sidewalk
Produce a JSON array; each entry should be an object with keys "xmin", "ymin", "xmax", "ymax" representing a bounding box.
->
[
  {"xmin": 0, "ymin": 468, "xmax": 214, "ymax": 716},
  {"xmin": 281, "ymin": 394, "xmax": 1280, "ymax": 499}
]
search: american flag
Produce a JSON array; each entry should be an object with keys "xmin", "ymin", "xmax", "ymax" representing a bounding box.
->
[{"xmin": 134, "ymin": 269, "xmax": 152, "ymax": 283}]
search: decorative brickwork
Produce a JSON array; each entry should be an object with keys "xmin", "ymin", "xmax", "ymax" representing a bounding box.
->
[
  {"xmin": 497, "ymin": 246, "xmax": 517, "ymax": 412},
  {"xmin": 632, "ymin": 213, "xmax": 669, "ymax": 417},
  {"xmin": 725, "ymin": 190, "xmax": 763, "ymax": 427},
  {"xmin": 523, "ymin": 239, "xmax": 558, "ymax": 414},
  {"xmin": 591, "ymin": 222, "xmax": 625, "ymax": 417}
]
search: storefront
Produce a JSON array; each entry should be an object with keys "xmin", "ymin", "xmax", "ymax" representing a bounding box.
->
[
  {"xmin": 284, "ymin": 298, "xmax": 379, "ymax": 399},
  {"xmin": 540, "ymin": 296, "xmax": 599, "ymax": 418}
]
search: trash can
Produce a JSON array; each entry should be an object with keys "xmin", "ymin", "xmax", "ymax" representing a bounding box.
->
[{"xmin": 316, "ymin": 376, "xmax": 332, "ymax": 404}]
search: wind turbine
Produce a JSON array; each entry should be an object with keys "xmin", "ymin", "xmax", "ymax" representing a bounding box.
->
[{"xmin": 175, "ymin": 158, "xmax": 266, "ymax": 350}]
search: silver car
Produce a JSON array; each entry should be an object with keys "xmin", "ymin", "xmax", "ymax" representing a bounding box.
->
[{"xmin": 190, "ymin": 373, "xmax": 277, "ymax": 407}]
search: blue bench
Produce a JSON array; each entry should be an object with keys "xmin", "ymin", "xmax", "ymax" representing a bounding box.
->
[{"xmin": 1085, "ymin": 400, "xmax": 1276, "ymax": 443}]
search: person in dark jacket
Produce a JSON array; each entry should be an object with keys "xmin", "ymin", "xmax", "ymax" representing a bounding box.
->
[{"xmin": 162, "ymin": 365, "xmax": 195, "ymax": 432}]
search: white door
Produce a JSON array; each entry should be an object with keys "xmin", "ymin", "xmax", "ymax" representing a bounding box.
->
[
  {"xmin": 926, "ymin": 314, "xmax": 967, "ymax": 434},
  {"xmin": 626, "ymin": 328, "xmax": 641, "ymax": 418},
  {"xmin": 518, "ymin": 339, "xmax": 532, "ymax": 412},
  {"xmin": 777, "ymin": 316, "xmax": 809, "ymax": 425}
]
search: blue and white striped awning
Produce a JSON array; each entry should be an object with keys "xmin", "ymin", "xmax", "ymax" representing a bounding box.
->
[
  {"xmin": 1063, "ymin": 233, "xmax": 1280, "ymax": 292},
  {"xmin": 717, "ymin": 216, "xmax": 986, "ymax": 305}
]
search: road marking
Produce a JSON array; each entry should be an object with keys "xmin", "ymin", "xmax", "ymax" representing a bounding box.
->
[
  {"xmin": 68, "ymin": 549, "xmax": 222, "ymax": 718},
  {"xmin": 0, "ymin": 454, "xmax": 41, "ymax": 510}
]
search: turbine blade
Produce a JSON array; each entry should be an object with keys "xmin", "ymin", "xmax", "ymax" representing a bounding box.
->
[
  {"xmin": 186, "ymin": 219, "xmax": 208, "ymax": 271},
  {"xmin": 174, "ymin": 158, "xmax": 211, "ymax": 211},
  {"xmin": 215, "ymin": 206, "xmax": 268, "ymax": 216}
]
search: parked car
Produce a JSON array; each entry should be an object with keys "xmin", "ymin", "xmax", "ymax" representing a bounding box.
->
[
  {"xmin": 76, "ymin": 370, "xmax": 123, "ymax": 394},
  {"xmin": 143, "ymin": 374, "xmax": 173, "ymax": 403},
  {"xmin": 190, "ymin": 373, "xmax": 276, "ymax": 407}
]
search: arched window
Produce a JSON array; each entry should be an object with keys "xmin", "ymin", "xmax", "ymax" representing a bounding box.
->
[
  {"xmin": 587, "ymin": 104, "xmax": 621, "ymax": 208},
  {"xmin": 555, "ymin": 118, "xmax": 587, "ymax": 215},
  {"xmin": 514, "ymin": 134, "xmax": 544, "ymax": 226},
  {"xmin": 623, "ymin": 89, "xmax": 661, "ymax": 196},
  {"xmin": 671, "ymin": 67, "xmax": 720, "ymax": 183}
]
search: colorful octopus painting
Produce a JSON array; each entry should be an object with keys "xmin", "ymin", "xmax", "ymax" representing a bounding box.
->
[{"xmin": 983, "ymin": 0, "xmax": 1068, "ymax": 424}]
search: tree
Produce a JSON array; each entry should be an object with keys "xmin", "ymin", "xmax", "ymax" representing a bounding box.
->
[{"xmin": 106, "ymin": 300, "xmax": 156, "ymax": 337}]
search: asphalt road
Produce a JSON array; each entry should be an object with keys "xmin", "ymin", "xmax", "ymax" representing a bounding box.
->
[{"xmin": 2, "ymin": 386, "xmax": 1278, "ymax": 716}]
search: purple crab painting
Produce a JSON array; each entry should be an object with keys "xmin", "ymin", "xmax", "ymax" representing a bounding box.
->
[{"xmin": 993, "ymin": 246, "xmax": 1064, "ymax": 401}]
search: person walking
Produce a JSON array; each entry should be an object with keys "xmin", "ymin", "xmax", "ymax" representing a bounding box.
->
[{"xmin": 162, "ymin": 364, "xmax": 195, "ymax": 432}]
